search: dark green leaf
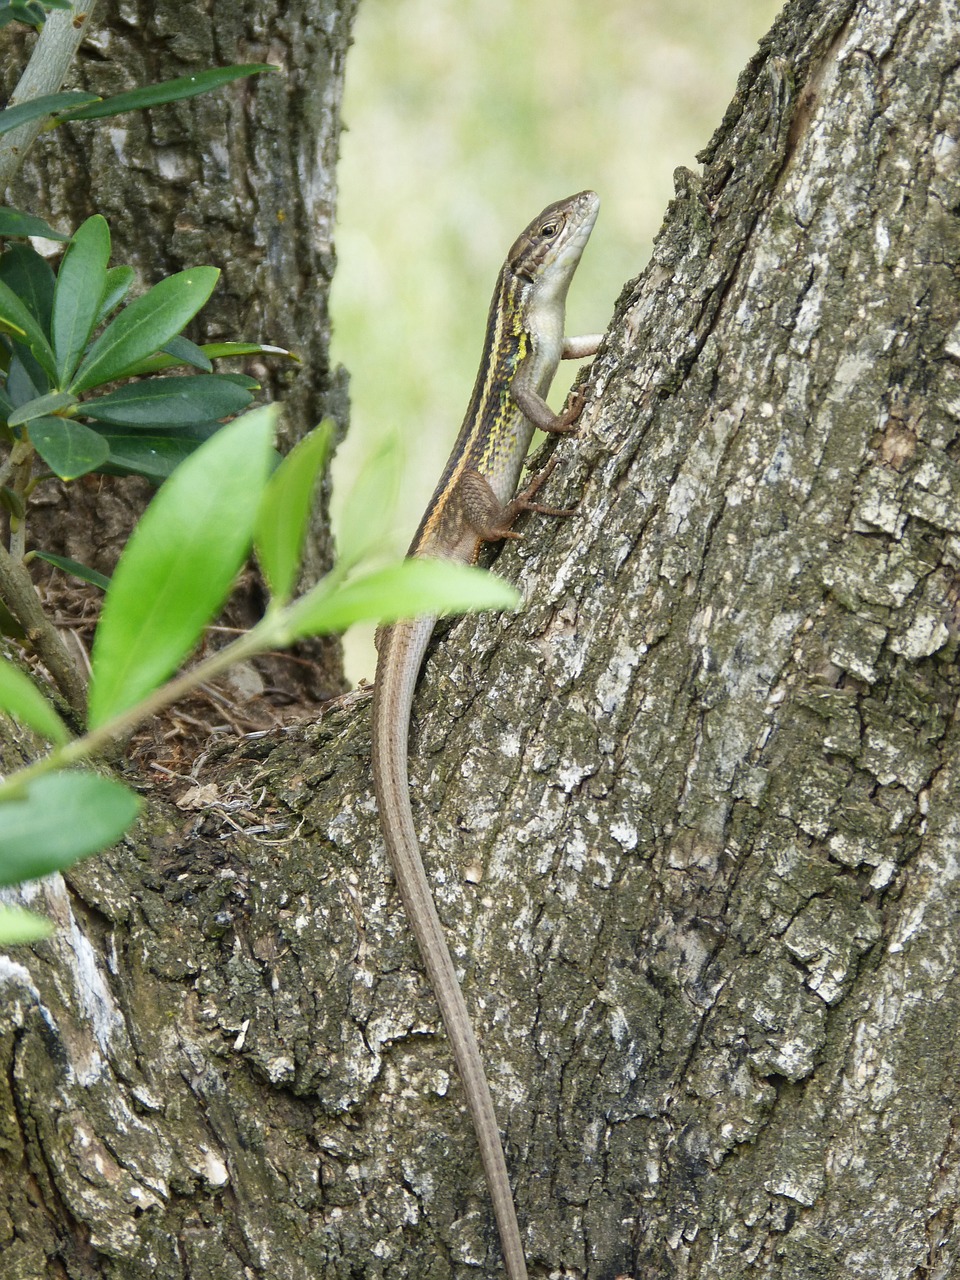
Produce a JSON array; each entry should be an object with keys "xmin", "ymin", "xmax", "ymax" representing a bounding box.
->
[
  {"xmin": 0, "ymin": 0, "xmax": 70, "ymax": 21},
  {"xmin": 0, "ymin": 905, "xmax": 54, "ymax": 945},
  {"xmin": 0, "ymin": 485, "xmax": 23, "ymax": 519},
  {"xmin": 69, "ymin": 266, "xmax": 219, "ymax": 394},
  {"xmin": 214, "ymin": 372, "xmax": 259, "ymax": 390},
  {"xmin": 6, "ymin": 352, "xmax": 48, "ymax": 405},
  {"xmin": 0, "ymin": 770, "xmax": 139, "ymax": 886},
  {"xmin": 0, "ymin": 91, "xmax": 100, "ymax": 136},
  {"xmin": 52, "ymin": 214, "xmax": 111, "ymax": 385},
  {"xmin": 0, "ymin": 241, "xmax": 55, "ymax": 332},
  {"xmin": 95, "ymin": 266, "xmax": 134, "ymax": 326},
  {"xmin": 0, "ymin": 595, "xmax": 26, "ymax": 640},
  {"xmin": 30, "ymin": 415, "xmax": 110, "ymax": 479},
  {"xmin": 88, "ymin": 405, "xmax": 277, "ymax": 727},
  {"xmin": 283, "ymin": 559, "xmax": 521, "ymax": 641},
  {"xmin": 32, "ymin": 551, "xmax": 110, "ymax": 591},
  {"xmin": 161, "ymin": 334, "xmax": 212, "ymax": 372},
  {"xmin": 0, "ymin": 206, "xmax": 67, "ymax": 240},
  {"xmin": 255, "ymin": 423, "xmax": 332, "ymax": 603},
  {"xmin": 0, "ymin": 277, "xmax": 56, "ymax": 378},
  {"xmin": 0, "ymin": 653, "xmax": 69, "ymax": 743},
  {"xmin": 98, "ymin": 430, "xmax": 209, "ymax": 482},
  {"xmin": 55, "ymin": 66, "xmax": 276, "ymax": 122},
  {"xmin": 7, "ymin": 389, "xmax": 77, "ymax": 426},
  {"xmin": 81, "ymin": 375, "xmax": 252, "ymax": 427}
]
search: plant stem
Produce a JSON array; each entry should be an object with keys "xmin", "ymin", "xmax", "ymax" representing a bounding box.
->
[
  {"xmin": 0, "ymin": 538, "xmax": 87, "ymax": 719},
  {"xmin": 0, "ymin": 1, "xmax": 100, "ymax": 193},
  {"xmin": 2, "ymin": 621, "xmax": 277, "ymax": 793}
]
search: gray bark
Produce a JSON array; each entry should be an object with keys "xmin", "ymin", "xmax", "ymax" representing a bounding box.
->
[{"xmin": 3, "ymin": 0, "xmax": 960, "ymax": 1277}]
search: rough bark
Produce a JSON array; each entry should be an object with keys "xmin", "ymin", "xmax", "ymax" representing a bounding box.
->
[
  {"xmin": 0, "ymin": 1, "xmax": 354, "ymax": 701},
  {"xmin": 3, "ymin": 0, "xmax": 960, "ymax": 1277}
]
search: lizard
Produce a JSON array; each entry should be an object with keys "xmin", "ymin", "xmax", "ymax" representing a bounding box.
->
[{"xmin": 371, "ymin": 189, "xmax": 601, "ymax": 1280}]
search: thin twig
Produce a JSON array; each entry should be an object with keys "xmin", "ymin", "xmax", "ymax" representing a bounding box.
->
[
  {"xmin": 0, "ymin": 1, "xmax": 100, "ymax": 194},
  {"xmin": 0, "ymin": 539, "xmax": 86, "ymax": 720}
]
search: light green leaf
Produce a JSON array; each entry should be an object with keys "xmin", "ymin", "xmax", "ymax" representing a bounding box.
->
[
  {"xmin": 255, "ymin": 422, "xmax": 333, "ymax": 603},
  {"xmin": 53, "ymin": 65, "xmax": 276, "ymax": 122},
  {"xmin": 0, "ymin": 905, "xmax": 53, "ymax": 945},
  {"xmin": 29, "ymin": 416, "xmax": 109, "ymax": 479},
  {"xmin": 0, "ymin": 770, "xmax": 140, "ymax": 886},
  {"xmin": 69, "ymin": 266, "xmax": 220, "ymax": 394},
  {"xmin": 7, "ymin": 389, "xmax": 77, "ymax": 426},
  {"xmin": 31, "ymin": 551, "xmax": 110, "ymax": 591},
  {"xmin": 0, "ymin": 276, "xmax": 56, "ymax": 378},
  {"xmin": 0, "ymin": 206, "xmax": 67, "ymax": 241},
  {"xmin": 335, "ymin": 434, "xmax": 402, "ymax": 571},
  {"xmin": 0, "ymin": 90, "xmax": 100, "ymax": 136},
  {"xmin": 0, "ymin": 654, "xmax": 69, "ymax": 743},
  {"xmin": 52, "ymin": 214, "xmax": 112, "ymax": 385},
  {"xmin": 88, "ymin": 405, "xmax": 277, "ymax": 727},
  {"xmin": 81, "ymin": 375, "xmax": 252, "ymax": 427},
  {"xmin": 283, "ymin": 559, "xmax": 521, "ymax": 641}
]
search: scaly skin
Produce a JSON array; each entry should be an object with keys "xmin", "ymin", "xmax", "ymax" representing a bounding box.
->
[{"xmin": 371, "ymin": 190, "xmax": 601, "ymax": 1280}]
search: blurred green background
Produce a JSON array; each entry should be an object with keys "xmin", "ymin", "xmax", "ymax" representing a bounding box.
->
[{"xmin": 330, "ymin": 0, "xmax": 784, "ymax": 682}]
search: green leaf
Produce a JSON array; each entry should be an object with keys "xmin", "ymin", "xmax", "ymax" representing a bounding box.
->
[
  {"xmin": 31, "ymin": 551, "xmax": 110, "ymax": 591},
  {"xmin": 336, "ymin": 434, "xmax": 401, "ymax": 571},
  {"xmin": 215, "ymin": 372, "xmax": 260, "ymax": 391},
  {"xmin": 0, "ymin": 277, "xmax": 56, "ymax": 378},
  {"xmin": 161, "ymin": 334, "xmax": 212, "ymax": 372},
  {"xmin": 52, "ymin": 214, "xmax": 111, "ymax": 385},
  {"xmin": 7, "ymin": 389, "xmax": 77, "ymax": 426},
  {"xmin": 0, "ymin": 91, "xmax": 100, "ymax": 136},
  {"xmin": 255, "ymin": 422, "xmax": 333, "ymax": 603},
  {"xmin": 0, "ymin": 206, "xmax": 67, "ymax": 240},
  {"xmin": 54, "ymin": 65, "xmax": 276, "ymax": 122},
  {"xmin": 199, "ymin": 341, "xmax": 297, "ymax": 362},
  {"xmin": 0, "ymin": 654, "xmax": 69, "ymax": 743},
  {"xmin": 88, "ymin": 405, "xmax": 277, "ymax": 727},
  {"xmin": 30, "ymin": 415, "xmax": 110, "ymax": 479},
  {"xmin": 95, "ymin": 265, "xmax": 134, "ymax": 327},
  {"xmin": 0, "ymin": 596, "xmax": 26, "ymax": 641},
  {"xmin": 0, "ymin": 770, "xmax": 140, "ymax": 886},
  {"xmin": 81, "ymin": 374, "xmax": 253, "ymax": 427},
  {"xmin": 0, "ymin": 485, "xmax": 23, "ymax": 520},
  {"xmin": 0, "ymin": 905, "xmax": 54, "ymax": 944},
  {"xmin": 110, "ymin": 338, "xmax": 294, "ymax": 378},
  {"xmin": 6, "ymin": 352, "xmax": 49, "ymax": 405},
  {"xmin": 283, "ymin": 559, "xmax": 521, "ymax": 641},
  {"xmin": 0, "ymin": 241, "xmax": 56, "ymax": 334},
  {"xmin": 98, "ymin": 429, "xmax": 209, "ymax": 482},
  {"xmin": 69, "ymin": 266, "xmax": 220, "ymax": 394}
]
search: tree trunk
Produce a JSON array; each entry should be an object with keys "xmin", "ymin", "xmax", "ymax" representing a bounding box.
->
[
  {"xmin": 3, "ymin": 0, "xmax": 959, "ymax": 1277},
  {"xmin": 0, "ymin": 0, "xmax": 354, "ymax": 703}
]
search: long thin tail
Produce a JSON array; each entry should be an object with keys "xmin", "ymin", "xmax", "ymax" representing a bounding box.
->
[{"xmin": 371, "ymin": 618, "xmax": 528, "ymax": 1280}]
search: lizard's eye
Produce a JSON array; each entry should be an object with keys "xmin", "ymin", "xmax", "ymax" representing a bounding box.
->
[{"xmin": 539, "ymin": 220, "xmax": 560, "ymax": 238}]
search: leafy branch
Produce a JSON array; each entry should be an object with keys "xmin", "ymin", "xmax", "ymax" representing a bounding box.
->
[{"xmin": 0, "ymin": 407, "xmax": 520, "ymax": 943}]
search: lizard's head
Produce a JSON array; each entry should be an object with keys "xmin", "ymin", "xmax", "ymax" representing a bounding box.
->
[{"xmin": 507, "ymin": 190, "xmax": 600, "ymax": 292}]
